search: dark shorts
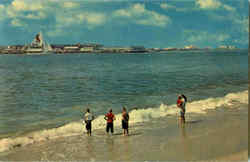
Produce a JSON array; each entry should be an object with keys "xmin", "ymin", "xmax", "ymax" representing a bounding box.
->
[
  {"xmin": 122, "ymin": 120, "xmax": 128, "ymax": 129},
  {"xmin": 180, "ymin": 109, "xmax": 185, "ymax": 117},
  {"xmin": 106, "ymin": 123, "xmax": 114, "ymax": 133},
  {"xmin": 85, "ymin": 120, "xmax": 92, "ymax": 130}
]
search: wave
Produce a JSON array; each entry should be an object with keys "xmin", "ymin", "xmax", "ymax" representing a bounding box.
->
[{"xmin": 0, "ymin": 90, "xmax": 248, "ymax": 152}]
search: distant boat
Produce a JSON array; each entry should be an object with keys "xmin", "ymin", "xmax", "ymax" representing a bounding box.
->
[{"xmin": 24, "ymin": 32, "xmax": 53, "ymax": 54}]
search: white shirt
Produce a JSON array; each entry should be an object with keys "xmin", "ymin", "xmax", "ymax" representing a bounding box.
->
[
  {"xmin": 182, "ymin": 98, "xmax": 186, "ymax": 110},
  {"xmin": 85, "ymin": 112, "xmax": 93, "ymax": 121}
]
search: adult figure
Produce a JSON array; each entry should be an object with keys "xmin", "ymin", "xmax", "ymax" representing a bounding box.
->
[
  {"xmin": 177, "ymin": 94, "xmax": 187, "ymax": 124},
  {"xmin": 104, "ymin": 109, "xmax": 116, "ymax": 135},
  {"xmin": 84, "ymin": 108, "xmax": 94, "ymax": 136},
  {"xmin": 122, "ymin": 107, "xmax": 129, "ymax": 136}
]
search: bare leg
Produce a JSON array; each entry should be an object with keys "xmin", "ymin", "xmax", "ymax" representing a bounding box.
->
[
  {"xmin": 181, "ymin": 117, "xmax": 185, "ymax": 124},
  {"xmin": 179, "ymin": 117, "xmax": 184, "ymax": 126}
]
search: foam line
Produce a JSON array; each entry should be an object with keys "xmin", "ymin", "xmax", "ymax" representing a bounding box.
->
[{"xmin": 0, "ymin": 90, "xmax": 247, "ymax": 152}]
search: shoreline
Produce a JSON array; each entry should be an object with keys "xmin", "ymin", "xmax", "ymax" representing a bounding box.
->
[
  {"xmin": 0, "ymin": 90, "xmax": 247, "ymax": 152},
  {"xmin": 0, "ymin": 48, "xmax": 247, "ymax": 55},
  {"xmin": 0, "ymin": 103, "xmax": 247, "ymax": 161}
]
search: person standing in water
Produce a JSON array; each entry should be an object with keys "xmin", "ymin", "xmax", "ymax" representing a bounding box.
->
[
  {"xmin": 104, "ymin": 109, "xmax": 116, "ymax": 135},
  {"xmin": 122, "ymin": 107, "xmax": 129, "ymax": 136},
  {"xmin": 84, "ymin": 108, "xmax": 94, "ymax": 136},
  {"xmin": 177, "ymin": 94, "xmax": 187, "ymax": 124}
]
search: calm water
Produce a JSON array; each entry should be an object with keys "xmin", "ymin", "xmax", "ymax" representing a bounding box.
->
[{"xmin": 0, "ymin": 50, "xmax": 248, "ymax": 137}]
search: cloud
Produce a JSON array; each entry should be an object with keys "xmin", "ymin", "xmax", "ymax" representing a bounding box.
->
[
  {"xmin": 47, "ymin": 11, "xmax": 107, "ymax": 37},
  {"xmin": 160, "ymin": 3, "xmax": 193, "ymax": 12},
  {"xmin": 0, "ymin": 4, "xmax": 4, "ymax": 10},
  {"xmin": 11, "ymin": 18, "xmax": 27, "ymax": 27},
  {"xmin": 113, "ymin": 3, "xmax": 171, "ymax": 27},
  {"xmin": 4, "ymin": 0, "xmax": 50, "ymax": 22},
  {"xmin": 0, "ymin": 4, "xmax": 6, "ymax": 21},
  {"xmin": 196, "ymin": 0, "xmax": 221, "ymax": 9},
  {"xmin": 2, "ymin": 1, "xmax": 171, "ymax": 31},
  {"xmin": 79, "ymin": 13, "xmax": 106, "ymax": 25},
  {"xmin": 25, "ymin": 12, "xmax": 47, "ymax": 19},
  {"xmin": 2, "ymin": 0, "xmax": 107, "ymax": 30},
  {"xmin": 56, "ymin": 11, "xmax": 107, "ymax": 28},
  {"xmin": 114, "ymin": 3, "xmax": 146, "ymax": 17},
  {"xmin": 184, "ymin": 30, "xmax": 230, "ymax": 45},
  {"xmin": 11, "ymin": 0, "xmax": 44, "ymax": 11},
  {"xmin": 160, "ymin": 3, "xmax": 176, "ymax": 10},
  {"xmin": 208, "ymin": 11, "xmax": 248, "ymax": 35},
  {"xmin": 205, "ymin": 7, "xmax": 248, "ymax": 46},
  {"xmin": 234, "ymin": 18, "xmax": 249, "ymax": 33},
  {"xmin": 196, "ymin": 0, "xmax": 235, "ymax": 11},
  {"xmin": 223, "ymin": 5, "xmax": 235, "ymax": 12},
  {"xmin": 62, "ymin": 2, "xmax": 79, "ymax": 8}
]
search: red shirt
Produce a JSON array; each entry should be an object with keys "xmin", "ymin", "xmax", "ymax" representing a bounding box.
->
[
  {"xmin": 105, "ymin": 112, "xmax": 115, "ymax": 123},
  {"xmin": 177, "ymin": 99, "xmax": 183, "ymax": 107}
]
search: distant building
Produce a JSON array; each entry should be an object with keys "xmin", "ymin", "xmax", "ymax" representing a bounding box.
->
[
  {"xmin": 98, "ymin": 47, "xmax": 132, "ymax": 53},
  {"xmin": 218, "ymin": 45, "xmax": 227, "ymax": 49},
  {"xmin": 184, "ymin": 45, "xmax": 198, "ymax": 50},
  {"xmin": 7, "ymin": 45, "xmax": 24, "ymax": 50},
  {"xmin": 130, "ymin": 46, "xmax": 147, "ymax": 53},
  {"xmin": 50, "ymin": 43, "xmax": 104, "ymax": 53},
  {"xmin": 80, "ymin": 46, "xmax": 95, "ymax": 52},
  {"xmin": 64, "ymin": 46, "xmax": 79, "ymax": 50},
  {"xmin": 162, "ymin": 47, "xmax": 177, "ymax": 51},
  {"xmin": 131, "ymin": 46, "xmax": 145, "ymax": 50},
  {"xmin": 0, "ymin": 46, "xmax": 7, "ymax": 50},
  {"xmin": 218, "ymin": 45, "xmax": 236, "ymax": 49},
  {"xmin": 204, "ymin": 46, "xmax": 212, "ymax": 50},
  {"xmin": 0, "ymin": 45, "xmax": 25, "ymax": 54}
]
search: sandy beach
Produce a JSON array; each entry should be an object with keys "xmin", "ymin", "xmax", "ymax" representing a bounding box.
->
[
  {"xmin": 0, "ymin": 0, "xmax": 248, "ymax": 160},
  {"xmin": 0, "ymin": 103, "xmax": 247, "ymax": 161}
]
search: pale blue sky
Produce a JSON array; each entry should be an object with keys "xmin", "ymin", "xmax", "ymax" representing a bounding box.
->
[{"xmin": 0, "ymin": 0, "xmax": 248, "ymax": 48}]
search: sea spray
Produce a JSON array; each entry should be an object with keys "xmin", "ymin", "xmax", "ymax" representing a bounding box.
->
[{"xmin": 0, "ymin": 90, "xmax": 248, "ymax": 153}]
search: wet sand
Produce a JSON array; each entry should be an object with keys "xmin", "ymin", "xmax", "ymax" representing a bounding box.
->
[
  {"xmin": 0, "ymin": 104, "xmax": 248, "ymax": 161},
  {"xmin": 214, "ymin": 150, "xmax": 248, "ymax": 161}
]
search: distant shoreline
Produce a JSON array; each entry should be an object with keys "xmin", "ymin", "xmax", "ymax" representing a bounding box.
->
[{"xmin": 0, "ymin": 47, "xmax": 245, "ymax": 55}]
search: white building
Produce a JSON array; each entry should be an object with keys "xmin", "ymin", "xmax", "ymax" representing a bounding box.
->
[{"xmin": 80, "ymin": 46, "xmax": 95, "ymax": 52}]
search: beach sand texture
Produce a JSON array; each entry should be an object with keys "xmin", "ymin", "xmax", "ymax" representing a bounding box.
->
[{"xmin": 0, "ymin": 103, "xmax": 247, "ymax": 161}]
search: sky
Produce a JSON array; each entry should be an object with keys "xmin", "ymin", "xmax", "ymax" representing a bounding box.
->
[{"xmin": 0, "ymin": 0, "xmax": 248, "ymax": 48}]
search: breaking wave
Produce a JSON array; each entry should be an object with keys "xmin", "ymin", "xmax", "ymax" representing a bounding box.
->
[{"xmin": 0, "ymin": 90, "xmax": 248, "ymax": 152}]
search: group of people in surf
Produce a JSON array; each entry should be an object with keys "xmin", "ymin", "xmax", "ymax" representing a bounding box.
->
[
  {"xmin": 83, "ymin": 94, "xmax": 187, "ymax": 136},
  {"xmin": 83, "ymin": 107, "xmax": 129, "ymax": 136}
]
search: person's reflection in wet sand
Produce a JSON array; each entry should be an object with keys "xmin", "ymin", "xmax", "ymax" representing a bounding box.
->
[
  {"xmin": 105, "ymin": 136, "xmax": 115, "ymax": 160},
  {"xmin": 179, "ymin": 124, "xmax": 192, "ymax": 160},
  {"xmin": 86, "ymin": 137, "xmax": 96, "ymax": 160},
  {"xmin": 121, "ymin": 136, "xmax": 132, "ymax": 160},
  {"xmin": 181, "ymin": 124, "xmax": 187, "ymax": 138}
]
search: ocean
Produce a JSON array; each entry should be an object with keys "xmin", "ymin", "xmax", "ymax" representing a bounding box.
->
[{"xmin": 0, "ymin": 49, "xmax": 248, "ymax": 153}]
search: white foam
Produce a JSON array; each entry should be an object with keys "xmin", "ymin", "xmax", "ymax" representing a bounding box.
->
[{"xmin": 0, "ymin": 90, "xmax": 248, "ymax": 152}]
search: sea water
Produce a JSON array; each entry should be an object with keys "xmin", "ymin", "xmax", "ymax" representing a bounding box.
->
[{"xmin": 0, "ymin": 49, "xmax": 248, "ymax": 152}]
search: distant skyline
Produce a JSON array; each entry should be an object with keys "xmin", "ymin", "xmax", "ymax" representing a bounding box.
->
[{"xmin": 0, "ymin": 0, "xmax": 248, "ymax": 48}]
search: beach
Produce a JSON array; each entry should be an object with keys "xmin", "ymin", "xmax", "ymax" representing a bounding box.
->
[
  {"xmin": 0, "ymin": 102, "xmax": 247, "ymax": 161},
  {"xmin": 0, "ymin": 51, "xmax": 248, "ymax": 161},
  {"xmin": 0, "ymin": 0, "xmax": 248, "ymax": 160}
]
